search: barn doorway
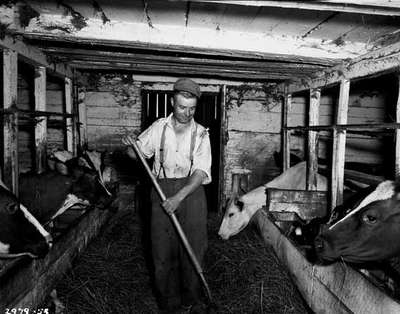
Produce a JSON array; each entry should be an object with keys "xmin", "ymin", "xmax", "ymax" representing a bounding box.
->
[{"xmin": 141, "ymin": 89, "xmax": 221, "ymax": 212}]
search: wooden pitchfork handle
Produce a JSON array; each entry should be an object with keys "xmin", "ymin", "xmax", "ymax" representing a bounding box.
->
[{"xmin": 129, "ymin": 139, "xmax": 213, "ymax": 304}]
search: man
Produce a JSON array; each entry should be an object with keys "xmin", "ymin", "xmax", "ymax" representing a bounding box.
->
[{"xmin": 123, "ymin": 78, "xmax": 211, "ymax": 313}]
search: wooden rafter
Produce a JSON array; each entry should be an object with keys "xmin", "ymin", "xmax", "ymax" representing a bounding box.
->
[
  {"xmin": 285, "ymin": 41, "xmax": 400, "ymax": 93},
  {"xmin": 22, "ymin": 33, "xmax": 338, "ymax": 67},
  {"xmin": 0, "ymin": 34, "xmax": 73, "ymax": 78},
  {"xmin": 181, "ymin": 0, "xmax": 400, "ymax": 16}
]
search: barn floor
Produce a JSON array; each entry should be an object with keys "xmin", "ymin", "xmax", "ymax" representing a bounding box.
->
[{"xmin": 51, "ymin": 206, "xmax": 310, "ymax": 314}]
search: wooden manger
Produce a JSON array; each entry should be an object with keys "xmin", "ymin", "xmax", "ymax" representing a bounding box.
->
[
  {"xmin": 255, "ymin": 209, "xmax": 400, "ymax": 314},
  {"xmin": 0, "ymin": 206, "xmax": 114, "ymax": 311},
  {"xmin": 0, "ymin": 34, "xmax": 111, "ymax": 311}
]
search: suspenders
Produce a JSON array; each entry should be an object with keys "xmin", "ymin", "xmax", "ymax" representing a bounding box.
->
[{"xmin": 158, "ymin": 122, "xmax": 198, "ymax": 179}]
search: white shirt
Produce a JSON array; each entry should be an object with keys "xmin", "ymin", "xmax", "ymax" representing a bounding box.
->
[{"xmin": 137, "ymin": 114, "xmax": 212, "ymax": 185}]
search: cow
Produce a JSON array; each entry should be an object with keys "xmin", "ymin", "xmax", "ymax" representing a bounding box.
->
[
  {"xmin": 218, "ymin": 161, "xmax": 328, "ymax": 240},
  {"xmin": 0, "ymin": 182, "xmax": 51, "ymax": 258},
  {"xmin": 0, "ymin": 149, "xmax": 117, "ymax": 259},
  {"xmin": 19, "ymin": 150, "xmax": 118, "ymax": 224},
  {"xmin": 313, "ymin": 180, "xmax": 400, "ymax": 265}
]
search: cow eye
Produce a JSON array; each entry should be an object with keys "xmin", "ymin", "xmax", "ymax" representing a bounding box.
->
[
  {"xmin": 228, "ymin": 213, "xmax": 235, "ymax": 218},
  {"xmin": 6, "ymin": 202, "xmax": 18, "ymax": 214},
  {"xmin": 362, "ymin": 214, "xmax": 377, "ymax": 224}
]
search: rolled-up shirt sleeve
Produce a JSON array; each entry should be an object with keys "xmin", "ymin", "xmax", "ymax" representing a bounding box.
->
[
  {"xmin": 192, "ymin": 132, "xmax": 212, "ymax": 185},
  {"xmin": 137, "ymin": 122, "xmax": 157, "ymax": 158}
]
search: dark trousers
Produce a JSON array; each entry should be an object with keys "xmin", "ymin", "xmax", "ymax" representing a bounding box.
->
[{"xmin": 151, "ymin": 178, "xmax": 208, "ymax": 310}]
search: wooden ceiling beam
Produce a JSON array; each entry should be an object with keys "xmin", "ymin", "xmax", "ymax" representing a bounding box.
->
[
  {"xmin": 60, "ymin": 55, "xmax": 316, "ymax": 79},
  {"xmin": 182, "ymin": 0, "xmax": 400, "ymax": 16},
  {"xmin": 0, "ymin": 34, "xmax": 73, "ymax": 78},
  {"xmin": 70, "ymin": 60, "xmax": 292, "ymax": 80},
  {"xmin": 22, "ymin": 32, "xmax": 338, "ymax": 67},
  {"xmin": 42, "ymin": 47, "xmax": 325, "ymax": 73},
  {"xmin": 286, "ymin": 41, "xmax": 400, "ymax": 93}
]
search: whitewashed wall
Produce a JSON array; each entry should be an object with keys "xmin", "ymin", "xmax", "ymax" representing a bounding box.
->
[
  {"xmin": 81, "ymin": 74, "xmax": 142, "ymax": 151},
  {"xmin": 223, "ymin": 84, "xmax": 282, "ymax": 198}
]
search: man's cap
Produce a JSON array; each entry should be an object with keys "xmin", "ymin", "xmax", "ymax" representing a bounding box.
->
[{"xmin": 173, "ymin": 78, "xmax": 201, "ymax": 98}]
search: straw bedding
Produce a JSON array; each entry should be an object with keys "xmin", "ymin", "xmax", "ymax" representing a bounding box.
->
[{"xmin": 52, "ymin": 209, "xmax": 309, "ymax": 314}]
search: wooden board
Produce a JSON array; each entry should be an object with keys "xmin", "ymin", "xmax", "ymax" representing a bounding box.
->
[
  {"xmin": 255, "ymin": 210, "xmax": 400, "ymax": 314},
  {"xmin": 65, "ymin": 77, "xmax": 75, "ymax": 154},
  {"xmin": 0, "ymin": 207, "xmax": 113, "ymax": 310},
  {"xmin": 331, "ymin": 79, "xmax": 350, "ymax": 209},
  {"xmin": 34, "ymin": 66, "xmax": 47, "ymax": 174},
  {"xmin": 396, "ymin": 74, "xmax": 400, "ymax": 178},
  {"xmin": 307, "ymin": 88, "xmax": 320, "ymax": 190},
  {"xmin": 0, "ymin": 34, "xmax": 72, "ymax": 78},
  {"xmin": 266, "ymin": 189, "xmax": 327, "ymax": 221},
  {"xmin": 2, "ymin": 49, "xmax": 19, "ymax": 194},
  {"xmin": 282, "ymin": 85, "xmax": 291, "ymax": 172}
]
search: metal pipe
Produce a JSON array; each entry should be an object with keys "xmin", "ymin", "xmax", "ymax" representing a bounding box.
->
[{"xmin": 129, "ymin": 140, "xmax": 213, "ymax": 304}]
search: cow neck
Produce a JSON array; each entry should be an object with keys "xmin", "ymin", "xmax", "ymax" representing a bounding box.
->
[{"xmin": 158, "ymin": 117, "xmax": 197, "ymax": 179}]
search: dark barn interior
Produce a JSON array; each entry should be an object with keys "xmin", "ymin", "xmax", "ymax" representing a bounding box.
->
[{"xmin": 1, "ymin": 1, "xmax": 400, "ymax": 313}]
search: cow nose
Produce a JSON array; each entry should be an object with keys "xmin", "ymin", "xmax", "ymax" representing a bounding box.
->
[{"xmin": 314, "ymin": 237, "xmax": 324, "ymax": 251}]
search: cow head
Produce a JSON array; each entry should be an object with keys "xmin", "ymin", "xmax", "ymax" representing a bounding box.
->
[
  {"xmin": 313, "ymin": 181, "xmax": 400, "ymax": 265},
  {"xmin": 218, "ymin": 196, "xmax": 250, "ymax": 240},
  {"xmin": 218, "ymin": 187, "xmax": 265, "ymax": 240},
  {"xmin": 0, "ymin": 185, "xmax": 50, "ymax": 258}
]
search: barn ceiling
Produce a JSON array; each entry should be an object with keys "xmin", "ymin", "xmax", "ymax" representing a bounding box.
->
[{"xmin": 2, "ymin": 0, "xmax": 400, "ymax": 81}]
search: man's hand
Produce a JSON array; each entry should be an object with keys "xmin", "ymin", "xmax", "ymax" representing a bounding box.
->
[
  {"xmin": 122, "ymin": 134, "xmax": 139, "ymax": 160},
  {"xmin": 162, "ymin": 194, "xmax": 183, "ymax": 214}
]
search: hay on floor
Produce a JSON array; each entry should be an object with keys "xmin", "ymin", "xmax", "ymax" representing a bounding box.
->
[{"xmin": 52, "ymin": 210, "xmax": 309, "ymax": 314}]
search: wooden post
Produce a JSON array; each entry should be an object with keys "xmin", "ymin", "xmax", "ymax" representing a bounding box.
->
[
  {"xmin": 65, "ymin": 77, "xmax": 75, "ymax": 155},
  {"xmin": 218, "ymin": 84, "xmax": 227, "ymax": 214},
  {"xmin": 395, "ymin": 74, "xmax": 400, "ymax": 179},
  {"xmin": 34, "ymin": 66, "xmax": 47, "ymax": 174},
  {"xmin": 331, "ymin": 79, "xmax": 350, "ymax": 209},
  {"xmin": 282, "ymin": 84, "xmax": 291, "ymax": 172},
  {"xmin": 307, "ymin": 88, "xmax": 320, "ymax": 190},
  {"xmin": 78, "ymin": 99, "xmax": 88, "ymax": 150},
  {"xmin": 2, "ymin": 49, "xmax": 19, "ymax": 194}
]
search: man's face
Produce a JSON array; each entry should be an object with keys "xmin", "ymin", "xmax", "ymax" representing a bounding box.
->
[{"xmin": 171, "ymin": 93, "xmax": 197, "ymax": 124}]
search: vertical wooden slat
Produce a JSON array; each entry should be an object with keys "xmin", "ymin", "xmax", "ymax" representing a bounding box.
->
[
  {"xmin": 396, "ymin": 74, "xmax": 400, "ymax": 179},
  {"xmin": 282, "ymin": 84, "xmax": 291, "ymax": 172},
  {"xmin": 307, "ymin": 88, "xmax": 320, "ymax": 190},
  {"xmin": 78, "ymin": 101, "xmax": 87, "ymax": 150},
  {"xmin": 164, "ymin": 93, "xmax": 167, "ymax": 118},
  {"xmin": 156, "ymin": 93, "xmax": 159, "ymax": 118},
  {"xmin": 146, "ymin": 93, "xmax": 150, "ymax": 117},
  {"xmin": 218, "ymin": 85, "xmax": 227, "ymax": 214},
  {"xmin": 34, "ymin": 66, "xmax": 47, "ymax": 174},
  {"xmin": 331, "ymin": 79, "xmax": 350, "ymax": 209},
  {"xmin": 214, "ymin": 95, "xmax": 217, "ymax": 120},
  {"xmin": 65, "ymin": 77, "xmax": 75, "ymax": 154},
  {"xmin": 2, "ymin": 49, "xmax": 18, "ymax": 194}
]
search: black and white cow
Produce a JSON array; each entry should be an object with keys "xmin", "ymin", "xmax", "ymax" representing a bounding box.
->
[
  {"xmin": 314, "ymin": 180, "xmax": 400, "ymax": 264},
  {"xmin": 0, "ymin": 150, "xmax": 118, "ymax": 259},
  {"xmin": 19, "ymin": 151, "xmax": 118, "ymax": 224},
  {"xmin": 0, "ymin": 183, "xmax": 51, "ymax": 258}
]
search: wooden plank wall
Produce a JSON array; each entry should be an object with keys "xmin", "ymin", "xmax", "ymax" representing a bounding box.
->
[
  {"xmin": 289, "ymin": 74, "xmax": 397, "ymax": 167},
  {"xmin": 17, "ymin": 66, "xmax": 65, "ymax": 173},
  {"xmin": 223, "ymin": 84, "xmax": 281, "ymax": 196},
  {"xmin": 17, "ymin": 63, "xmax": 34, "ymax": 174},
  {"xmin": 80, "ymin": 74, "xmax": 142, "ymax": 150},
  {"xmin": 46, "ymin": 76, "xmax": 65, "ymax": 154}
]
